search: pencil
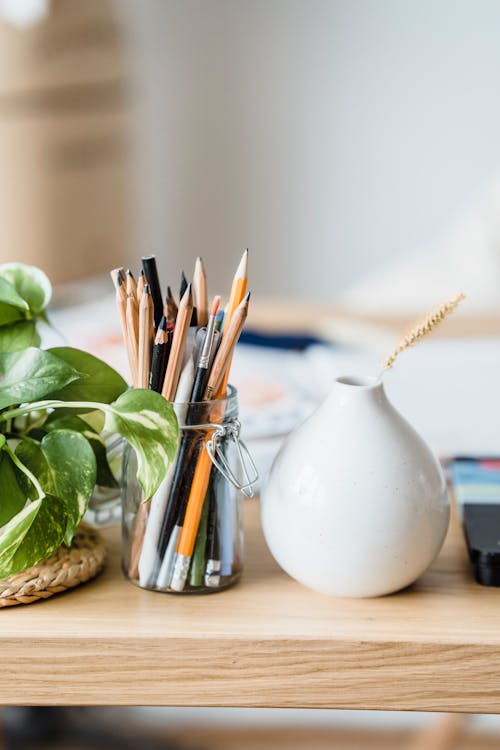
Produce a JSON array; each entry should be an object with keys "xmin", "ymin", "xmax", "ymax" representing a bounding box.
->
[
  {"xmin": 204, "ymin": 293, "xmax": 250, "ymax": 399},
  {"xmin": 138, "ymin": 462, "xmax": 176, "ymax": 588},
  {"xmin": 111, "ymin": 270, "xmax": 136, "ymax": 382},
  {"xmin": 165, "ymin": 286, "xmax": 178, "ymax": 323},
  {"xmin": 137, "ymin": 268, "xmax": 146, "ymax": 300},
  {"xmin": 142, "ymin": 255, "xmax": 163, "ymax": 329},
  {"xmin": 189, "ymin": 487, "xmax": 210, "ymax": 587},
  {"xmin": 193, "ymin": 256, "xmax": 208, "ymax": 326},
  {"xmin": 149, "ymin": 316, "xmax": 169, "ymax": 393},
  {"xmin": 217, "ymin": 249, "xmax": 248, "ymax": 397},
  {"xmin": 137, "ymin": 284, "xmax": 154, "ymax": 389},
  {"xmin": 179, "ymin": 271, "xmax": 188, "ymax": 299},
  {"xmin": 126, "ymin": 269, "xmax": 137, "ymax": 300},
  {"xmin": 161, "ymin": 283, "xmax": 193, "ymax": 401},
  {"xmin": 110, "ymin": 267, "xmax": 124, "ymax": 288},
  {"xmin": 125, "ymin": 292, "xmax": 139, "ymax": 387},
  {"xmin": 204, "ymin": 483, "xmax": 220, "ymax": 587}
]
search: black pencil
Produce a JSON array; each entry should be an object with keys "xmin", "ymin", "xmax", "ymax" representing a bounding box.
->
[
  {"xmin": 149, "ymin": 316, "xmax": 169, "ymax": 393},
  {"xmin": 205, "ymin": 479, "xmax": 220, "ymax": 587},
  {"xmin": 142, "ymin": 255, "xmax": 163, "ymax": 329}
]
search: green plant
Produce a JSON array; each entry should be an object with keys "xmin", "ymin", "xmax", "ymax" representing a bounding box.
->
[{"xmin": 0, "ymin": 263, "xmax": 178, "ymax": 578}]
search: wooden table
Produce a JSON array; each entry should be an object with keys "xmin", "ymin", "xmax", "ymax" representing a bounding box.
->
[{"xmin": 2, "ymin": 499, "xmax": 500, "ymax": 711}]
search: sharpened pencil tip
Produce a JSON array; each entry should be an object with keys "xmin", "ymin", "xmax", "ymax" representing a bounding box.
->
[
  {"xmin": 235, "ymin": 249, "xmax": 248, "ymax": 280},
  {"xmin": 158, "ymin": 315, "xmax": 167, "ymax": 330},
  {"xmin": 144, "ymin": 283, "xmax": 150, "ymax": 294}
]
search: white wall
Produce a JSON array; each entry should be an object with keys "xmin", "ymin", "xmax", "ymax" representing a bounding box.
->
[{"xmin": 121, "ymin": 0, "xmax": 500, "ymax": 302}]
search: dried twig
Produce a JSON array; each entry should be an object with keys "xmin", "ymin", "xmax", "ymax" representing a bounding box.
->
[{"xmin": 382, "ymin": 293, "xmax": 466, "ymax": 372}]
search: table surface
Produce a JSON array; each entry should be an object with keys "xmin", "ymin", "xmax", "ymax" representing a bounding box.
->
[{"xmin": 2, "ymin": 498, "xmax": 500, "ymax": 711}]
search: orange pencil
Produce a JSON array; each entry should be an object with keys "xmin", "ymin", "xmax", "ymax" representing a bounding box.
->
[{"xmin": 169, "ymin": 253, "xmax": 249, "ymax": 591}]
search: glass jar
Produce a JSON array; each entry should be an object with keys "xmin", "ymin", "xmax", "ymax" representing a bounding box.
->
[{"xmin": 122, "ymin": 385, "xmax": 257, "ymax": 593}]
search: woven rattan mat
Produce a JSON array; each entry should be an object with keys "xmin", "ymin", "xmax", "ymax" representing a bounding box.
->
[{"xmin": 0, "ymin": 524, "xmax": 106, "ymax": 607}]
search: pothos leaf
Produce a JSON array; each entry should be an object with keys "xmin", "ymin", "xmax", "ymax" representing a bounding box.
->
[
  {"xmin": 44, "ymin": 414, "xmax": 117, "ymax": 488},
  {"xmin": 0, "ymin": 263, "xmax": 52, "ymax": 316},
  {"xmin": 0, "ymin": 450, "xmax": 29, "ymax": 526},
  {"xmin": 0, "ymin": 320, "xmax": 40, "ymax": 353},
  {"xmin": 0, "ymin": 277, "xmax": 30, "ymax": 312},
  {"xmin": 103, "ymin": 389, "xmax": 178, "ymax": 499},
  {"xmin": 0, "ymin": 348, "xmax": 80, "ymax": 409},
  {"xmin": 46, "ymin": 347, "xmax": 127, "ymax": 404},
  {"xmin": 0, "ymin": 496, "xmax": 66, "ymax": 578},
  {"xmin": 16, "ymin": 431, "xmax": 97, "ymax": 546}
]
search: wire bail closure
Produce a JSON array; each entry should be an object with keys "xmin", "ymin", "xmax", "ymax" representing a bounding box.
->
[{"xmin": 184, "ymin": 419, "xmax": 258, "ymax": 497}]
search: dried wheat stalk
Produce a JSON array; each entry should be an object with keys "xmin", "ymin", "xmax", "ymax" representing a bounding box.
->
[{"xmin": 382, "ymin": 293, "xmax": 466, "ymax": 372}]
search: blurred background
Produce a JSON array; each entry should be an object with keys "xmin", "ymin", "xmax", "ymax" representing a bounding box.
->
[
  {"xmin": 2, "ymin": 0, "xmax": 500, "ymax": 310},
  {"xmin": 1, "ymin": 0, "xmax": 500, "ymax": 748}
]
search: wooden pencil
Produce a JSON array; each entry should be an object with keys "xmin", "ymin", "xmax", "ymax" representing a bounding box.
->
[
  {"xmin": 110, "ymin": 267, "xmax": 124, "ymax": 288},
  {"xmin": 127, "ymin": 283, "xmax": 154, "ymax": 579},
  {"xmin": 125, "ymin": 292, "xmax": 139, "ymax": 387},
  {"xmin": 112, "ymin": 271, "xmax": 128, "ymax": 355},
  {"xmin": 217, "ymin": 249, "xmax": 248, "ymax": 397},
  {"xmin": 137, "ymin": 268, "xmax": 146, "ymax": 300},
  {"xmin": 204, "ymin": 293, "xmax": 250, "ymax": 400},
  {"xmin": 165, "ymin": 286, "xmax": 178, "ymax": 323},
  {"xmin": 126, "ymin": 269, "xmax": 137, "ymax": 300},
  {"xmin": 161, "ymin": 284, "xmax": 194, "ymax": 401},
  {"xmin": 179, "ymin": 271, "xmax": 188, "ymax": 299},
  {"xmin": 137, "ymin": 284, "xmax": 154, "ymax": 389},
  {"xmin": 193, "ymin": 256, "xmax": 208, "ymax": 326}
]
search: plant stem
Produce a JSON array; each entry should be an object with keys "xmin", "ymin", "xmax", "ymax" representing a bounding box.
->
[
  {"xmin": 4, "ymin": 445, "xmax": 45, "ymax": 501},
  {"xmin": 0, "ymin": 400, "xmax": 114, "ymax": 424}
]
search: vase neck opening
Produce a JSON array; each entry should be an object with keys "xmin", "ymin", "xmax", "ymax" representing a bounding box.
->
[
  {"xmin": 331, "ymin": 374, "xmax": 386, "ymax": 405},
  {"xmin": 336, "ymin": 375, "xmax": 379, "ymax": 388}
]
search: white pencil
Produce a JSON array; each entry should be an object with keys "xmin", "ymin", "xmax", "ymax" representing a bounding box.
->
[
  {"xmin": 138, "ymin": 464, "xmax": 176, "ymax": 588},
  {"xmin": 156, "ymin": 525, "xmax": 181, "ymax": 589}
]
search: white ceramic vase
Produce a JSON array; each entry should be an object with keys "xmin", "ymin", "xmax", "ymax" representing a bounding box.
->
[{"xmin": 261, "ymin": 375, "xmax": 449, "ymax": 597}]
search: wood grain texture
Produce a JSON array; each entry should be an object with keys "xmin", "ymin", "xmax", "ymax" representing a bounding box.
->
[{"xmin": 2, "ymin": 501, "xmax": 500, "ymax": 710}]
